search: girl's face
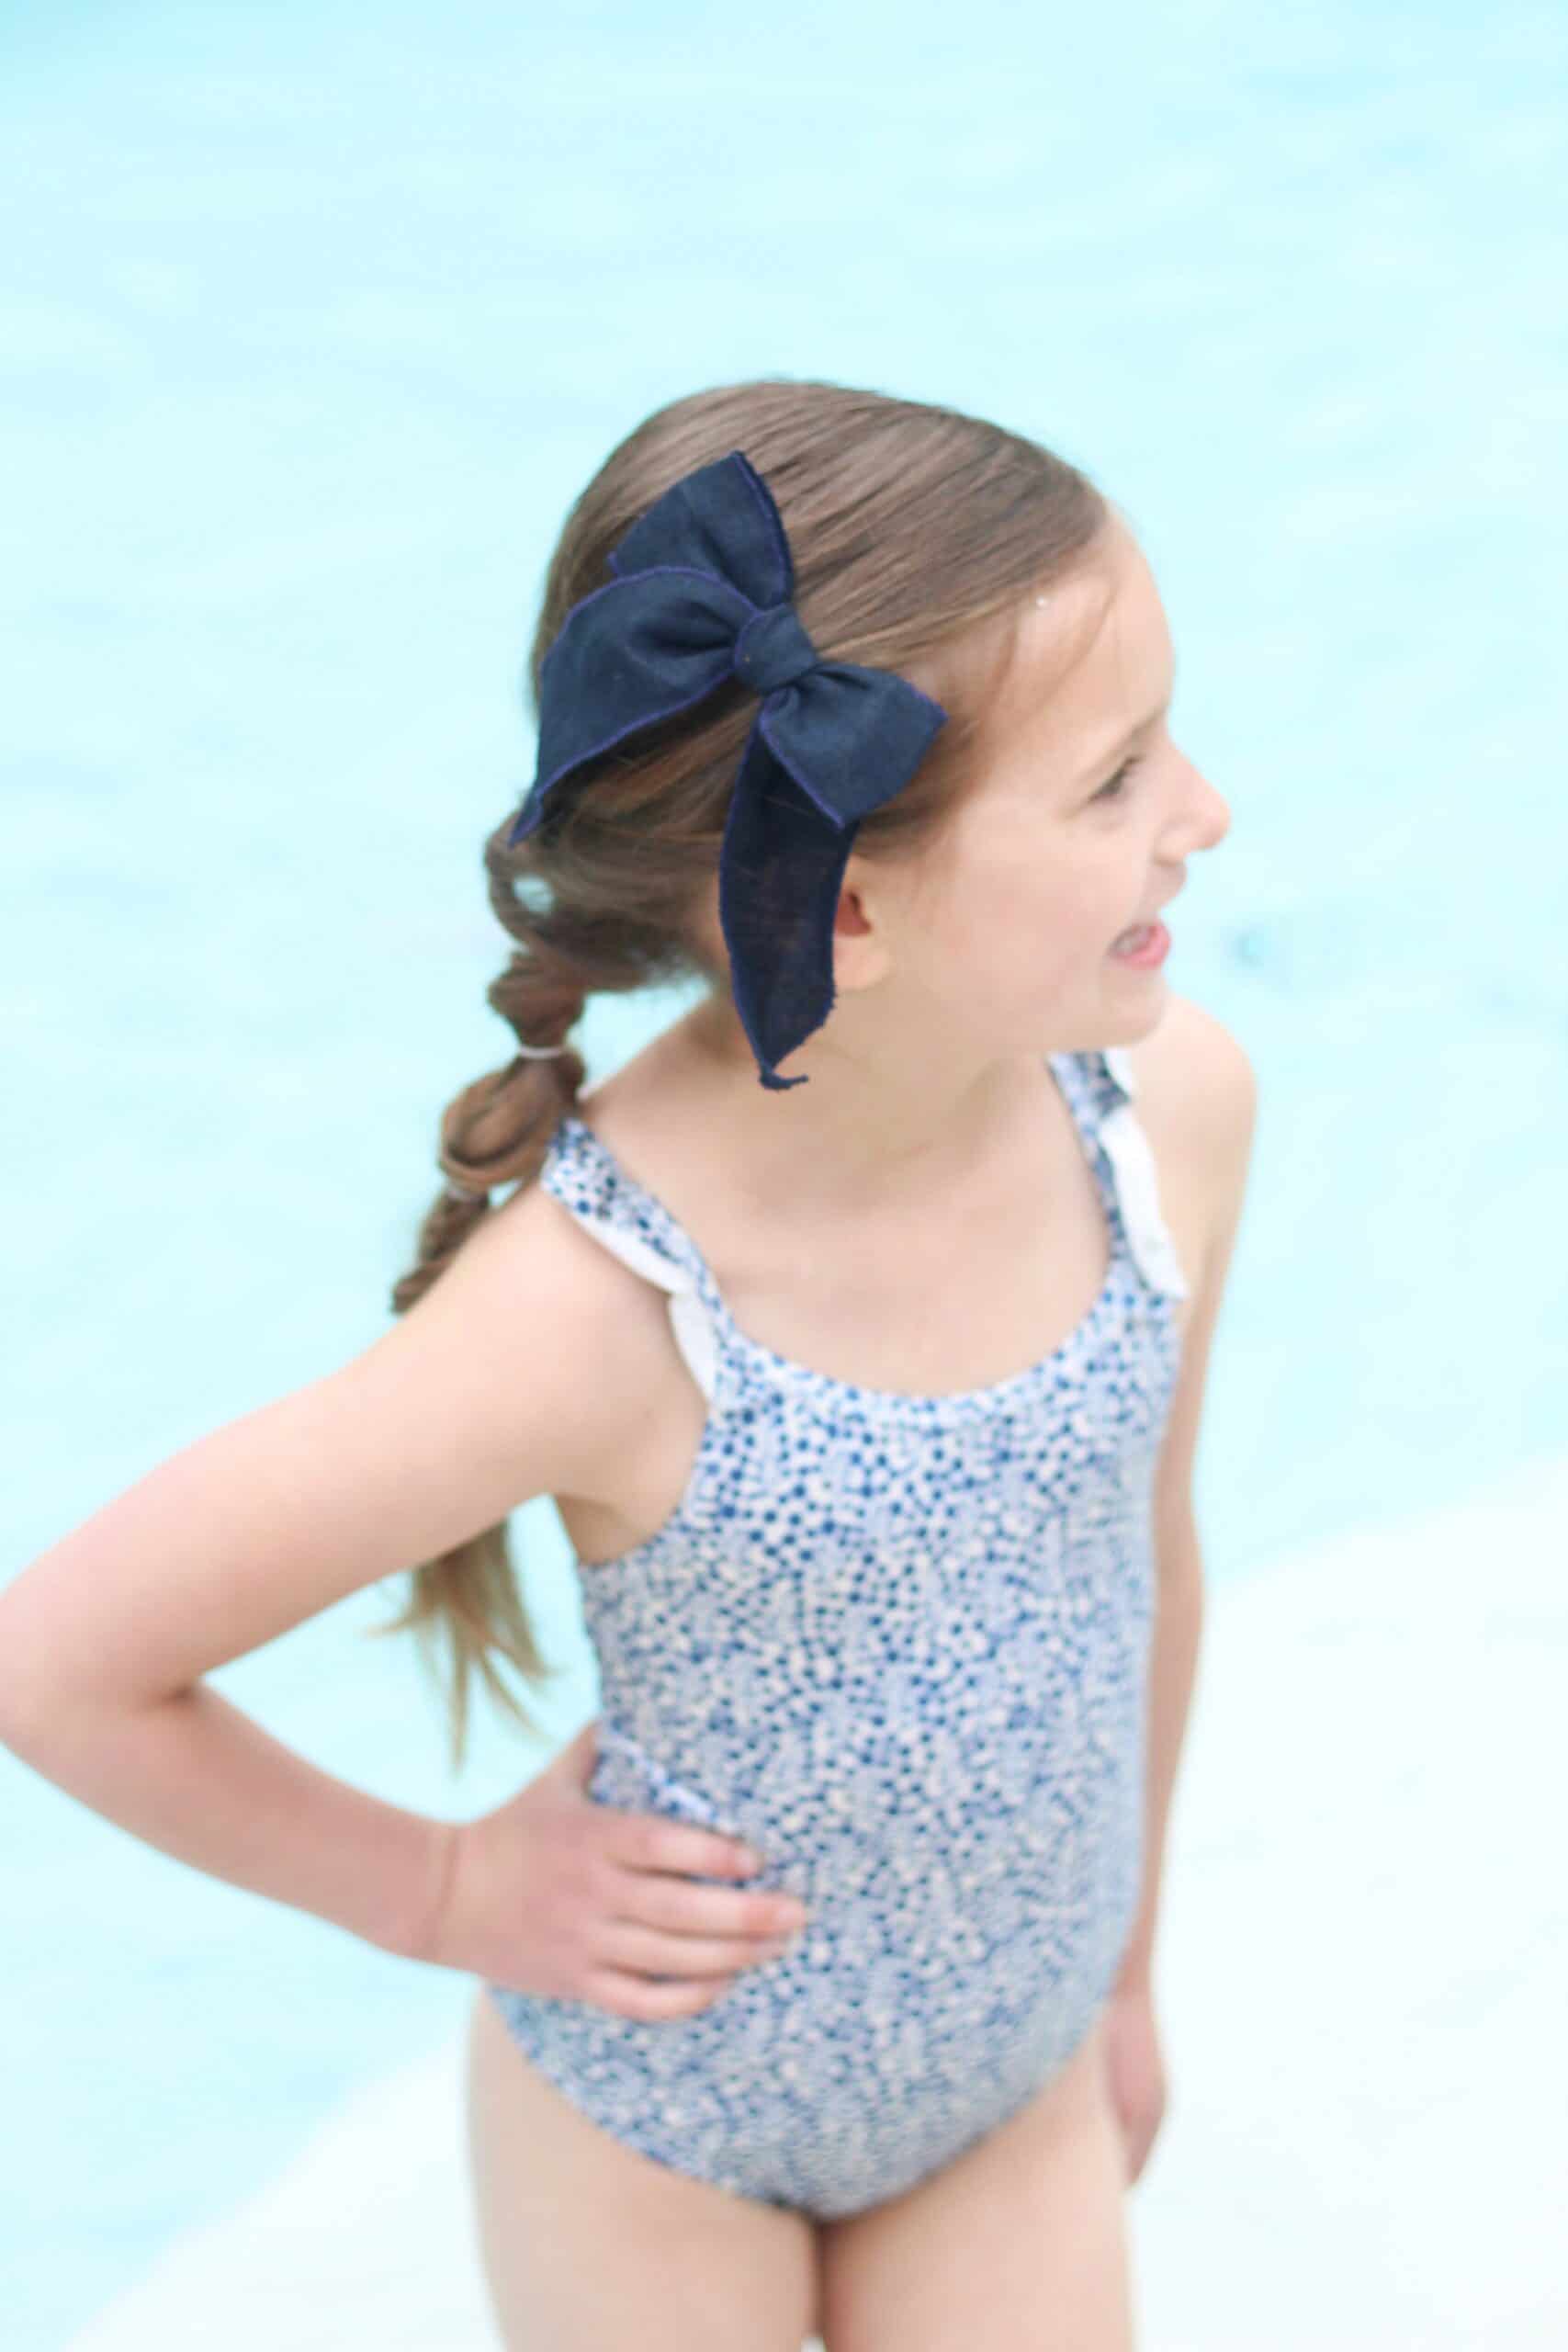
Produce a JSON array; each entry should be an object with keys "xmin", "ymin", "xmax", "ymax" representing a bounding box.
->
[{"xmin": 868, "ymin": 522, "xmax": 1231, "ymax": 1062}]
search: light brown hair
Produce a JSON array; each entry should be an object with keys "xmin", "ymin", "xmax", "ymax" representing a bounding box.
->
[{"xmin": 373, "ymin": 377, "xmax": 1111, "ymax": 1771}]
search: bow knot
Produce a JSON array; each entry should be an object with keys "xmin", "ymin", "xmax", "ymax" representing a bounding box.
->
[
  {"xmin": 506, "ymin": 450, "xmax": 948, "ymax": 1090},
  {"xmin": 731, "ymin": 601, "xmax": 818, "ymax": 695}
]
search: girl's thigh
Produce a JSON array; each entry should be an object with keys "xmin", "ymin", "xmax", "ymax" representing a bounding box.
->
[
  {"xmin": 464, "ymin": 1987, "xmax": 821, "ymax": 2352},
  {"xmin": 816, "ymin": 2012, "xmax": 1135, "ymax": 2352}
]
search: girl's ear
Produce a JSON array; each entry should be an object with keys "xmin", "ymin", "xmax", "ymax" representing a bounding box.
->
[
  {"xmin": 829, "ymin": 872, "xmax": 898, "ymax": 1001},
  {"xmin": 833, "ymin": 881, "xmax": 874, "ymax": 940}
]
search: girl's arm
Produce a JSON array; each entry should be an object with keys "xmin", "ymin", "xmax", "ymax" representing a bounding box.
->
[
  {"xmin": 1117, "ymin": 1007, "xmax": 1258, "ymax": 1994},
  {"xmin": 0, "ymin": 1185, "xmax": 644, "ymax": 1963},
  {"xmin": 4, "ymin": 1674, "xmax": 456, "ymax": 1963}
]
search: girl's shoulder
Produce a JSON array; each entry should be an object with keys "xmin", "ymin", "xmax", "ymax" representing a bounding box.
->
[
  {"xmin": 1117, "ymin": 990, "xmax": 1257, "ymax": 1128},
  {"xmin": 1114, "ymin": 993, "xmax": 1258, "ymax": 1293}
]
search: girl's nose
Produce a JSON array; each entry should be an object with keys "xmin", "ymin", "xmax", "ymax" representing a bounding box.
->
[
  {"xmin": 1180, "ymin": 763, "xmax": 1231, "ymax": 853},
  {"xmin": 1201, "ymin": 777, "xmax": 1233, "ymax": 849}
]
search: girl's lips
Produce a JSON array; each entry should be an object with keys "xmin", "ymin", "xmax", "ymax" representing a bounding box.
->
[{"xmin": 1109, "ymin": 919, "xmax": 1171, "ymax": 967}]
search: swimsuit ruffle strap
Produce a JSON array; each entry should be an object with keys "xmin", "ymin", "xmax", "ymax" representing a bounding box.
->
[
  {"xmin": 536, "ymin": 1118, "xmax": 725, "ymax": 1404},
  {"xmin": 1091, "ymin": 1047, "xmax": 1191, "ymax": 1301}
]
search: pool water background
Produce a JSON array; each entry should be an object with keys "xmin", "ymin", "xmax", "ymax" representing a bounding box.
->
[{"xmin": 3, "ymin": 3, "xmax": 1564, "ymax": 2343}]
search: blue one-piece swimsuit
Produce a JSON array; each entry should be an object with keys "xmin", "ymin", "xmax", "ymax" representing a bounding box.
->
[{"xmin": 487, "ymin": 1046, "xmax": 1190, "ymax": 2219}]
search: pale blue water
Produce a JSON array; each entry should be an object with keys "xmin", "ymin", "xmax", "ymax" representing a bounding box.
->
[{"xmin": 3, "ymin": 3, "xmax": 1564, "ymax": 2342}]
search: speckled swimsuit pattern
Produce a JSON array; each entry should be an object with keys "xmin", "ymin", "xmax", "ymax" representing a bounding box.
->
[{"xmin": 486, "ymin": 1046, "xmax": 1190, "ymax": 2218}]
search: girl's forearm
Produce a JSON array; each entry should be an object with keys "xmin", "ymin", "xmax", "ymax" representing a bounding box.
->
[
  {"xmin": 1117, "ymin": 1560, "xmax": 1204, "ymax": 1994},
  {"xmin": 2, "ymin": 1680, "xmax": 454, "ymax": 1962}
]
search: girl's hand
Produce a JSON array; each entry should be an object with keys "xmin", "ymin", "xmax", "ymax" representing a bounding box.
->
[
  {"xmin": 1101, "ymin": 1979, "xmax": 1168, "ymax": 2184},
  {"xmin": 423, "ymin": 1718, "xmax": 809, "ymax": 2019}
]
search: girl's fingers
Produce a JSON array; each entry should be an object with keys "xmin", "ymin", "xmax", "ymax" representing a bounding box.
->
[
  {"xmin": 580, "ymin": 1966, "xmax": 731, "ymax": 2022},
  {"xmin": 615, "ymin": 1866, "xmax": 807, "ymax": 1947},
  {"xmin": 600, "ymin": 1918, "xmax": 795, "ymax": 1981},
  {"xmin": 599, "ymin": 1811, "xmax": 761, "ymax": 1883}
]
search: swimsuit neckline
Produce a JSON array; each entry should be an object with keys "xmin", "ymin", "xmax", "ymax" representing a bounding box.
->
[{"xmin": 548, "ymin": 1051, "xmax": 1130, "ymax": 1420}]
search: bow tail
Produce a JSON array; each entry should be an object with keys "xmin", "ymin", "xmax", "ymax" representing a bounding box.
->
[{"xmin": 717, "ymin": 725, "xmax": 858, "ymax": 1091}]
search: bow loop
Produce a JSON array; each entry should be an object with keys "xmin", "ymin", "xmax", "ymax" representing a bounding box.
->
[{"xmin": 507, "ymin": 449, "xmax": 948, "ymax": 1089}]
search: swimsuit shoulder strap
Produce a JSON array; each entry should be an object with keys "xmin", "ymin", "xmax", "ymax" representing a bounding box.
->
[
  {"xmin": 1049, "ymin": 1048, "xmax": 1190, "ymax": 1301},
  {"xmin": 536, "ymin": 1113, "xmax": 729, "ymax": 1405}
]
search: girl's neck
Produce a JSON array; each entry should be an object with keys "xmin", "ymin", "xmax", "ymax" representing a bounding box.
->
[{"xmin": 663, "ymin": 994, "xmax": 1064, "ymax": 1223}]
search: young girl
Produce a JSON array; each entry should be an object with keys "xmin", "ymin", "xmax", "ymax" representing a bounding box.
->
[{"xmin": 0, "ymin": 379, "xmax": 1252, "ymax": 2351}]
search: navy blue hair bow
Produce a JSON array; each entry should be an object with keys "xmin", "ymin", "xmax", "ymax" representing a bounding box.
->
[{"xmin": 505, "ymin": 449, "xmax": 948, "ymax": 1090}]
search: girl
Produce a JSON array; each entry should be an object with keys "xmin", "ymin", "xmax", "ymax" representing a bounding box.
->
[{"xmin": 0, "ymin": 379, "xmax": 1252, "ymax": 2351}]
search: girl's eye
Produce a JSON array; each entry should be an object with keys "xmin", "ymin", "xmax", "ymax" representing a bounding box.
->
[{"xmin": 1092, "ymin": 755, "xmax": 1140, "ymax": 803}]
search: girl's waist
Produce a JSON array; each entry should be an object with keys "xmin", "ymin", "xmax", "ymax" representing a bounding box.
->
[{"xmin": 586, "ymin": 1711, "xmax": 1145, "ymax": 1906}]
